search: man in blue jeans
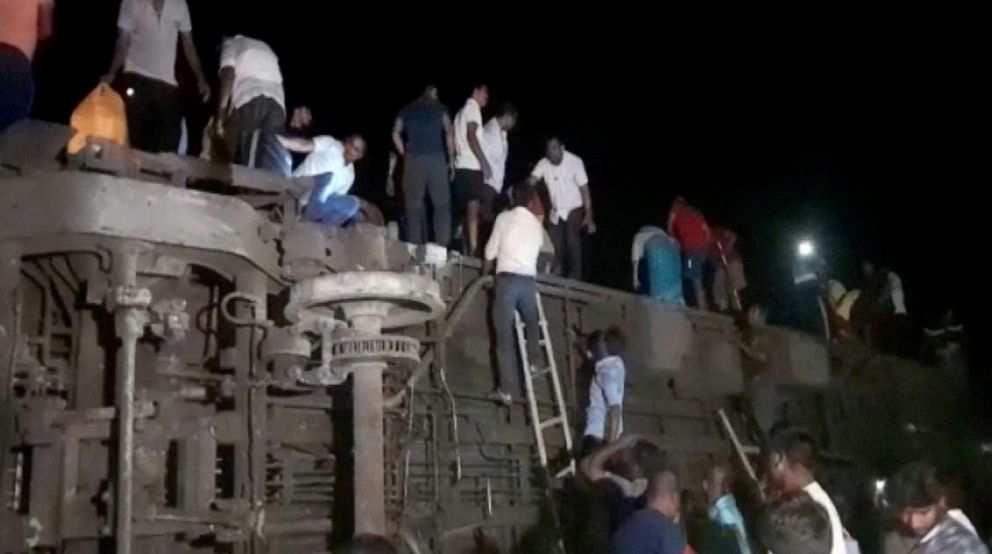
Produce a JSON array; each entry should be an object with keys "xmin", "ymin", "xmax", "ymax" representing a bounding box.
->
[
  {"xmin": 484, "ymin": 185, "xmax": 546, "ymax": 405},
  {"xmin": 278, "ymin": 133, "xmax": 367, "ymax": 226}
]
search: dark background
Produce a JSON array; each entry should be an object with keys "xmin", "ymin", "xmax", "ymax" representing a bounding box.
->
[{"xmin": 29, "ymin": 2, "xmax": 990, "ymax": 404}]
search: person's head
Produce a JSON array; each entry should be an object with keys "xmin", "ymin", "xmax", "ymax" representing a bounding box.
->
[
  {"xmin": 470, "ymin": 83, "xmax": 489, "ymax": 108},
  {"xmin": 885, "ymin": 461, "xmax": 945, "ymax": 538},
  {"xmin": 758, "ymin": 492, "xmax": 833, "ymax": 554},
  {"xmin": 584, "ymin": 330, "xmax": 605, "ymax": 361},
  {"xmin": 862, "ymin": 261, "xmax": 876, "ymax": 277},
  {"xmin": 764, "ymin": 428, "xmax": 817, "ymax": 494},
  {"xmin": 545, "ymin": 137, "xmax": 565, "ymax": 165},
  {"xmin": 645, "ymin": 468, "xmax": 682, "ymax": 519},
  {"xmin": 603, "ymin": 326, "xmax": 626, "ymax": 357},
  {"xmin": 344, "ymin": 135, "xmax": 367, "ymax": 164},
  {"xmin": 495, "ymin": 103, "xmax": 518, "ymax": 132},
  {"xmin": 339, "ymin": 534, "xmax": 397, "ymax": 554},
  {"xmin": 423, "ymin": 84, "xmax": 439, "ymax": 101},
  {"xmin": 607, "ymin": 439, "xmax": 665, "ymax": 483},
  {"xmin": 747, "ymin": 304, "xmax": 768, "ymax": 327},
  {"xmin": 703, "ymin": 463, "xmax": 733, "ymax": 505},
  {"xmin": 513, "ymin": 182, "xmax": 539, "ymax": 210}
]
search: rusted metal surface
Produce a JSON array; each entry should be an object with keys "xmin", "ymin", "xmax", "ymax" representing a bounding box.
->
[{"xmin": 0, "ymin": 122, "xmax": 969, "ymax": 553}]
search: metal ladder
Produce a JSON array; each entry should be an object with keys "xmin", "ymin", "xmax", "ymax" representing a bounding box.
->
[{"xmin": 514, "ymin": 292, "xmax": 575, "ymax": 478}]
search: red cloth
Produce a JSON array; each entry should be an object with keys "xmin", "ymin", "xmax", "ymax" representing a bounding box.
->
[{"xmin": 667, "ymin": 203, "xmax": 711, "ymax": 252}]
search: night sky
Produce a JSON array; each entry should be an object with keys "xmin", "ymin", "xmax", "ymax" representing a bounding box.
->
[{"xmin": 29, "ymin": 3, "xmax": 991, "ymax": 388}]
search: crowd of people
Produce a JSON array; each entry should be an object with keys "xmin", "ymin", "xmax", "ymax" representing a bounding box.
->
[
  {"xmin": 563, "ymin": 427, "xmax": 990, "ymax": 554},
  {"xmin": 1, "ymin": 0, "xmax": 931, "ymax": 355}
]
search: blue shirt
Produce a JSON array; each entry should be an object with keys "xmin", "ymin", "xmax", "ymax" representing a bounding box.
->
[
  {"xmin": 709, "ymin": 495, "xmax": 752, "ymax": 554},
  {"xmin": 584, "ymin": 355, "xmax": 625, "ymax": 439},
  {"xmin": 610, "ymin": 509, "xmax": 686, "ymax": 554},
  {"xmin": 398, "ymin": 99, "xmax": 447, "ymax": 155}
]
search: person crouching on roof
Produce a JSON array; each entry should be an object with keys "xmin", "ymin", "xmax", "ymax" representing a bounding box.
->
[{"xmin": 277, "ymin": 131, "xmax": 367, "ymax": 226}]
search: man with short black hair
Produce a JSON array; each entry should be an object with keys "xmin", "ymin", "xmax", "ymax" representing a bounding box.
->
[
  {"xmin": 278, "ymin": 133, "xmax": 367, "ymax": 226},
  {"xmin": 480, "ymin": 103, "xmax": 518, "ymax": 211},
  {"xmin": 583, "ymin": 326, "xmax": 626, "ymax": 449},
  {"xmin": 528, "ymin": 137, "xmax": 595, "ymax": 280},
  {"xmin": 885, "ymin": 461, "xmax": 988, "ymax": 554},
  {"xmin": 703, "ymin": 463, "xmax": 752, "ymax": 554},
  {"xmin": 758, "ymin": 492, "xmax": 833, "ymax": 554},
  {"xmin": 611, "ymin": 468, "xmax": 689, "ymax": 554},
  {"xmin": 453, "ymin": 82, "xmax": 492, "ymax": 256},
  {"xmin": 484, "ymin": 184, "xmax": 545, "ymax": 406},
  {"xmin": 763, "ymin": 428, "xmax": 846, "ymax": 554},
  {"xmin": 392, "ymin": 84, "xmax": 454, "ymax": 246}
]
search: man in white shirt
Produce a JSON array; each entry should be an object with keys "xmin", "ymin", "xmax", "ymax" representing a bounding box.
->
[
  {"xmin": 216, "ymin": 35, "xmax": 285, "ymax": 166},
  {"xmin": 764, "ymin": 428, "xmax": 847, "ymax": 554},
  {"xmin": 453, "ymin": 83, "xmax": 492, "ymax": 256},
  {"xmin": 527, "ymin": 137, "xmax": 595, "ymax": 280},
  {"xmin": 278, "ymin": 133, "xmax": 367, "ymax": 226},
  {"xmin": 483, "ymin": 184, "xmax": 545, "ymax": 405},
  {"xmin": 583, "ymin": 326, "xmax": 626, "ymax": 447},
  {"xmin": 101, "ymin": 0, "xmax": 210, "ymax": 153},
  {"xmin": 480, "ymin": 103, "xmax": 519, "ymax": 207}
]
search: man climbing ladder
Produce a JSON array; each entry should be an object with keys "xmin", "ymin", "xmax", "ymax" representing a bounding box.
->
[{"xmin": 484, "ymin": 184, "xmax": 548, "ymax": 406}]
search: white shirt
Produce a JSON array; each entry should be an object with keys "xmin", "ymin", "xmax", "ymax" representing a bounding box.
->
[
  {"xmin": 453, "ymin": 98, "xmax": 484, "ymax": 171},
  {"xmin": 584, "ymin": 355, "xmax": 625, "ymax": 439},
  {"xmin": 888, "ymin": 272, "xmax": 907, "ymax": 315},
  {"xmin": 484, "ymin": 207, "xmax": 544, "ymax": 277},
  {"xmin": 481, "ymin": 118, "xmax": 508, "ymax": 191},
  {"xmin": 117, "ymin": 0, "xmax": 192, "ymax": 86},
  {"xmin": 530, "ymin": 150, "xmax": 589, "ymax": 223},
  {"xmin": 220, "ymin": 35, "xmax": 285, "ymax": 110},
  {"xmin": 803, "ymin": 481, "xmax": 847, "ymax": 554},
  {"xmin": 292, "ymin": 136, "xmax": 355, "ymax": 200}
]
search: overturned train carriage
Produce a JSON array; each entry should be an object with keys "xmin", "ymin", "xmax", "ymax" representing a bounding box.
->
[{"xmin": 0, "ymin": 122, "xmax": 968, "ymax": 553}]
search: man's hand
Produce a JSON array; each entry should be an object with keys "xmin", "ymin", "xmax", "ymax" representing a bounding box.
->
[
  {"xmin": 583, "ymin": 213, "xmax": 597, "ymax": 234},
  {"xmin": 481, "ymin": 160, "xmax": 493, "ymax": 181},
  {"xmin": 617, "ymin": 433, "xmax": 640, "ymax": 448},
  {"xmin": 212, "ymin": 116, "xmax": 226, "ymax": 138},
  {"xmin": 197, "ymin": 78, "xmax": 211, "ymax": 102},
  {"xmin": 449, "ymin": 162, "xmax": 457, "ymax": 182}
]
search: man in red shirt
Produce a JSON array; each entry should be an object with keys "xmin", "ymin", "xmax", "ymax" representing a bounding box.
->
[{"xmin": 667, "ymin": 197, "xmax": 712, "ymax": 310}]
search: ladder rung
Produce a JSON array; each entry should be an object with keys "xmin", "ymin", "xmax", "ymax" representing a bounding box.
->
[
  {"xmin": 530, "ymin": 367, "xmax": 552, "ymax": 378},
  {"xmin": 539, "ymin": 417, "xmax": 563, "ymax": 431}
]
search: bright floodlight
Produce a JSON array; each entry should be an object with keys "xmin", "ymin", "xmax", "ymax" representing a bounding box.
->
[
  {"xmin": 126, "ymin": 87, "xmax": 135, "ymax": 97},
  {"xmin": 797, "ymin": 240, "xmax": 815, "ymax": 258}
]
